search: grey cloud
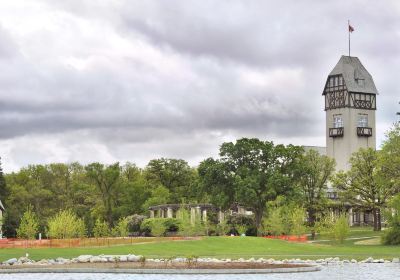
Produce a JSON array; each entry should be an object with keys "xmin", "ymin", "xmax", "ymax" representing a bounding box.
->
[{"xmin": 0, "ymin": 0, "xmax": 398, "ymax": 171}]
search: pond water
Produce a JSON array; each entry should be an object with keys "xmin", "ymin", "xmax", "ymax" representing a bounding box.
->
[{"xmin": 1, "ymin": 264, "xmax": 399, "ymax": 280}]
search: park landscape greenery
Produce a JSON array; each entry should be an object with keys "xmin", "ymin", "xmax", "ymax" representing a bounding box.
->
[{"xmin": 0, "ymin": 123, "xmax": 399, "ymax": 248}]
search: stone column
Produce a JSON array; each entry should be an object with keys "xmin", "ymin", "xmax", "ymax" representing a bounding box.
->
[
  {"xmin": 190, "ymin": 207, "xmax": 196, "ymax": 225},
  {"xmin": 150, "ymin": 210, "xmax": 155, "ymax": 218},
  {"xmin": 218, "ymin": 210, "xmax": 225, "ymax": 223},
  {"xmin": 202, "ymin": 209, "xmax": 207, "ymax": 222},
  {"xmin": 348, "ymin": 208, "xmax": 353, "ymax": 226},
  {"xmin": 167, "ymin": 207, "xmax": 173, "ymax": 218}
]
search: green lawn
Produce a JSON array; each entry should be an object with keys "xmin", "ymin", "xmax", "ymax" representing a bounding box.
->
[{"xmin": 1, "ymin": 234, "xmax": 399, "ymax": 262}]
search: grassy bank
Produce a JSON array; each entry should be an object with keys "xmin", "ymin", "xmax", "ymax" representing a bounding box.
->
[{"xmin": 0, "ymin": 231, "xmax": 399, "ymax": 262}]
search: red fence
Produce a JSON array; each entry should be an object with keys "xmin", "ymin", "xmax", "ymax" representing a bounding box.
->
[
  {"xmin": 263, "ymin": 235, "xmax": 308, "ymax": 242},
  {"xmin": 0, "ymin": 236, "xmax": 188, "ymax": 249}
]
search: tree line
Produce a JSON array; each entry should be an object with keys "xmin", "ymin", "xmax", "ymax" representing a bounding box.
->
[{"xmin": 0, "ymin": 124, "xmax": 399, "ymax": 240}]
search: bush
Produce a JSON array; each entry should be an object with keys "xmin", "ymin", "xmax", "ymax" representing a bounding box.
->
[
  {"xmin": 17, "ymin": 206, "xmax": 38, "ymax": 239},
  {"xmin": 290, "ymin": 207, "xmax": 307, "ymax": 236},
  {"xmin": 127, "ymin": 214, "xmax": 146, "ymax": 233},
  {"xmin": 236, "ymin": 224, "xmax": 247, "ymax": 236},
  {"xmin": 47, "ymin": 209, "xmax": 86, "ymax": 239},
  {"xmin": 216, "ymin": 221, "xmax": 230, "ymax": 236},
  {"xmin": 150, "ymin": 220, "xmax": 167, "ymax": 237},
  {"xmin": 93, "ymin": 219, "xmax": 109, "ymax": 237},
  {"xmin": 141, "ymin": 218, "xmax": 180, "ymax": 235},
  {"xmin": 332, "ymin": 214, "xmax": 350, "ymax": 244},
  {"xmin": 263, "ymin": 208, "xmax": 284, "ymax": 236},
  {"xmin": 382, "ymin": 195, "xmax": 400, "ymax": 245},
  {"xmin": 113, "ymin": 217, "xmax": 129, "ymax": 237}
]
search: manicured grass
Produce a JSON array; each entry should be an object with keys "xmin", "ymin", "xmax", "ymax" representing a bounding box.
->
[{"xmin": 0, "ymin": 235, "xmax": 399, "ymax": 262}]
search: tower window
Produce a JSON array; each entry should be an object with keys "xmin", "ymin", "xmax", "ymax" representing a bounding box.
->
[
  {"xmin": 333, "ymin": 115, "xmax": 343, "ymax": 128},
  {"xmin": 358, "ymin": 114, "xmax": 368, "ymax": 127}
]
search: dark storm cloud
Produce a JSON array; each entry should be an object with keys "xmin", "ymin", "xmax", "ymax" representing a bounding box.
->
[{"xmin": 0, "ymin": 0, "xmax": 398, "ymax": 171}]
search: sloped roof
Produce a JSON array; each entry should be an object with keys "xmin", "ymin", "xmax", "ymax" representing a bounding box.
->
[
  {"xmin": 0, "ymin": 199, "xmax": 4, "ymax": 211},
  {"xmin": 329, "ymin": 55, "xmax": 378, "ymax": 94}
]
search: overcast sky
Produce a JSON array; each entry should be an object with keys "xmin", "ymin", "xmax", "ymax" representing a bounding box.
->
[{"xmin": 0, "ymin": 0, "xmax": 399, "ymax": 172}]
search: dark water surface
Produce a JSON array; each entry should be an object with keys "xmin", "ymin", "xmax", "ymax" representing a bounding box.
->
[{"xmin": 1, "ymin": 264, "xmax": 399, "ymax": 280}]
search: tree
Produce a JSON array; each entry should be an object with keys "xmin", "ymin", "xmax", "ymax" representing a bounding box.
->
[
  {"xmin": 145, "ymin": 158, "xmax": 197, "ymax": 203},
  {"xmin": 333, "ymin": 148, "xmax": 392, "ymax": 231},
  {"xmin": 297, "ymin": 150, "xmax": 335, "ymax": 238},
  {"xmin": 142, "ymin": 185, "xmax": 170, "ymax": 212},
  {"xmin": 0, "ymin": 157, "xmax": 7, "ymax": 204},
  {"xmin": 198, "ymin": 158, "xmax": 236, "ymax": 211},
  {"xmin": 218, "ymin": 138, "xmax": 303, "ymax": 235},
  {"xmin": 16, "ymin": 206, "xmax": 38, "ymax": 239},
  {"xmin": 382, "ymin": 194, "xmax": 400, "ymax": 245},
  {"xmin": 379, "ymin": 123, "xmax": 400, "ymax": 197},
  {"xmin": 47, "ymin": 209, "xmax": 86, "ymax": 238},
  {"xmin": 85, "ymin": 163, "xmax": 120, "ymax": 227}
]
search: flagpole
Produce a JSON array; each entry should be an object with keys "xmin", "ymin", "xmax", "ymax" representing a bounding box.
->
[{"xmin": 348, "ymin": 20, "xmax": 350, "ymax": 56}]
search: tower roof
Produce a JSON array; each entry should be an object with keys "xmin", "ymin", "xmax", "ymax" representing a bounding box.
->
[{"xmin": 329, "ymin": 55, "xmax": 378, "ymax": 94}]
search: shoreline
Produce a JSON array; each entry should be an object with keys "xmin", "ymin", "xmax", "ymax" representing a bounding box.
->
[{"xmin": 0, "ymin": 262, "xmax": 320, "ymax": 274}]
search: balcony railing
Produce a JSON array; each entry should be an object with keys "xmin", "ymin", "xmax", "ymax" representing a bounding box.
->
[
  {"xmin": 329, "ymin": 127, "xmax": 344, "ymax": 137},
  {"xmin": 357, "ymin": 127, "xmax": 372, "ymax": 137}
]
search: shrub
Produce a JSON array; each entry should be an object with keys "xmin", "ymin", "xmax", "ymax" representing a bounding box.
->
[
  {"xmin": 113, "ymin": 217, "xmax": 129, "ymax": 237},
  {"xmin": 263, "ymin": 208, "xmax": 284, "ymax": 236},
  {"xmin": 17, "ymin": 206, "xmax": 38, "ymax": 239},
  {"xmin": 290, "ymin": 207, "xmax": 307, "ymax": 236},
  {"xmin": 127, "ymin": 214, "xmax": 146, "ymax": 233},
  {"xmin": 216, "ymin": 221, "xmax": 230, "ymax": 236},
  {"xmin": 332, "ymin": 214, "xmax": 350, "ymax": 244},
  {"xmin": 47, "ymin": 209, "xmax": 86, "ymax": 239},
  {"xmin": 236, "ymin": 224, "xmax": 247, "ymax": 236},
  {"xmin": 93, "ymin": 218, "xmax": 110, "ymax": 237},
  {"xmin": 149, "ymin": 220, "xmax": 167, "ymax": 237},
  {"xmin": 140, "ymin": 218, "xmax": 180, "ymax": 236}
]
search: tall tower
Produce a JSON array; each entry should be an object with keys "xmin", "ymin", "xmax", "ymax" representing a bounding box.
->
[{"xmin": 323, "ymin": 56, "xmax": 377, "ymax": 171}]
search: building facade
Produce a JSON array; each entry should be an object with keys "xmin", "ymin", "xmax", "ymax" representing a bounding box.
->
[
  {"xmin": 322, "ymin": 56, "xmax": 378, "ymax": 226},
  {"xmin": 323, "ymin": 55, "xmax": 377, "ymax": 171}
]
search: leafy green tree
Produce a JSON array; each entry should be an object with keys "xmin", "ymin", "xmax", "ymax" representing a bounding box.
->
[
  {"xmin": 334, "ymin": 148, "xmax": 394, "ymax": 231},
  {"xmin": 218, "ymin": 138, "xmax": 303, "ymax": 234},
  {"xmin": 382, "ymin": 194, "xmax": 400, "ymax": 245},
  {"xmin": 142, "ymin": 185, "xmax": 170, "ymax": 212},
  {"xmin": 145, "ymin": 158, "xmax": 197, "ymax": 203},
  {"xmin": 198, "ymin": 158, "xmax": 236, "ymax": 211},
  {"xmin": 297, "ymin": 149, "xmax": 335, "ymax": 238},
  {"xmin": 379, "ymin": 123, "xmax": 400, "ymax": 199},
  {"xmin": 0, "ymin": 157, "xmax": 7, "ymax": 205},
  {"xmin": 117, "ymin": 163, "xmax": 151, "ymax": 216},
  {"xmin": 47, "ymin": 209, "xmax": 86, "ymax": 238},
  {"xmin": 93, "ymin": 218, "xmax": 110, "ymax": 237},
  {"xmin": 16, "ymin": 206, "xmax": 38, "ymax": 239},
  {"xmin": 85, "ymin": 163, "xmax": 120, "ymax": 227}
]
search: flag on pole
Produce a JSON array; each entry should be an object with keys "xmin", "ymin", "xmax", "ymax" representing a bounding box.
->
[{"xmin": 349, "ymin": 24, "xmax": 354, "ymax": 32}]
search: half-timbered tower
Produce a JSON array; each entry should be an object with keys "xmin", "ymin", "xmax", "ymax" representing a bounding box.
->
[{"xmin": 323, "ymin": 56, "xmax": 377, "ymax": 171}]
